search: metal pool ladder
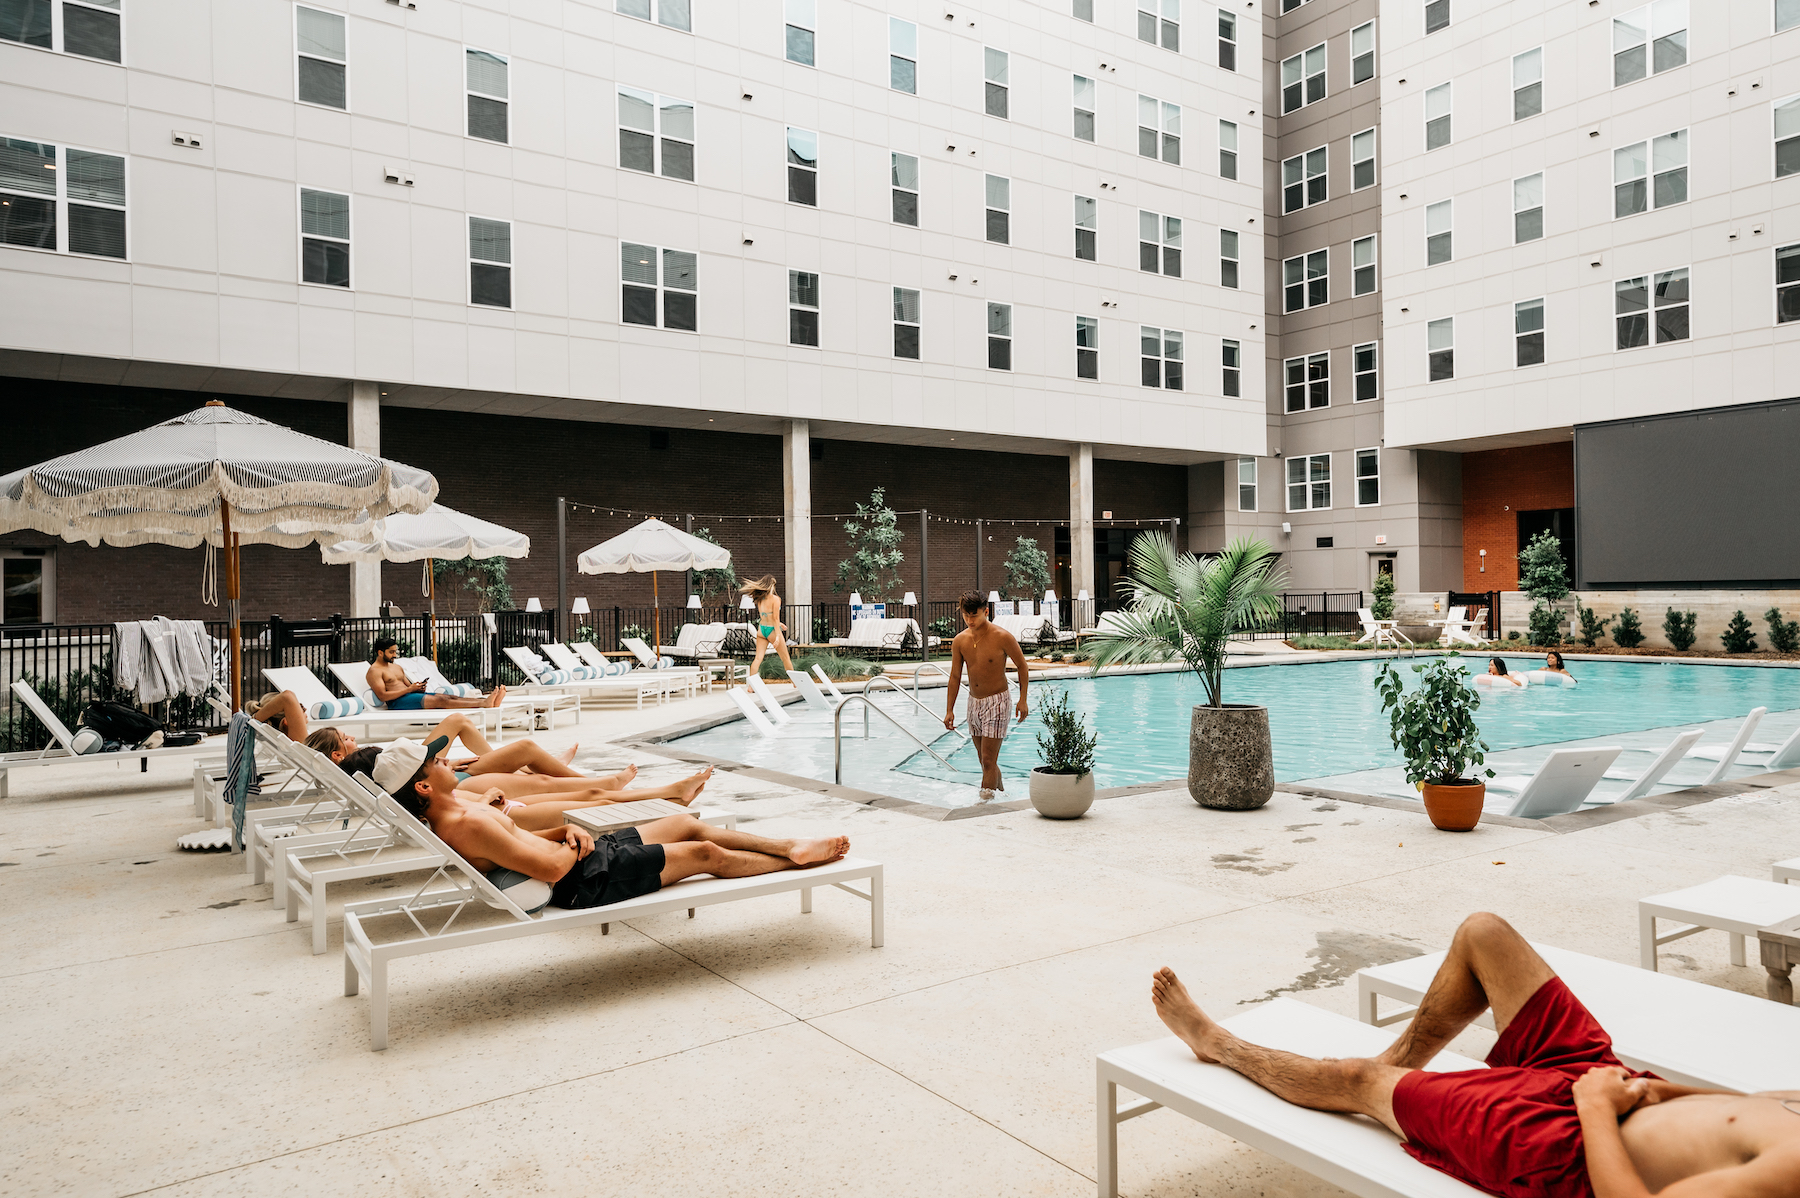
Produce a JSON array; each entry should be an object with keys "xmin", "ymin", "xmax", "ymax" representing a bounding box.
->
[{"xmin": 832, "ymin": 694, "xmax": 972, "ymax": 784}]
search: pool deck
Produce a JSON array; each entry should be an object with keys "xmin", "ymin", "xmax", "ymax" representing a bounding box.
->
[{"xmin": 3, "ymin": 686, "xmax": 1799, "ymax": 1198}]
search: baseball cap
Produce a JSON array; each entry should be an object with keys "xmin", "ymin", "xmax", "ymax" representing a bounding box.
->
[{"xmin": 371, "ymin": 734, "xmax": 450, "ymax": 796}]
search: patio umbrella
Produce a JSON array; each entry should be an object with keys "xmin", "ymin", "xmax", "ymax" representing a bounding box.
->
[
  {"xmin": 0, "ymin": 401, "xmax": 437, "ymax": 708},
  {"xmin": 576, "ymin": 518, "xmax": 731, "ymax": 653},
  {"xmin": 319, "ymin": 504, "xmax": 529, "ymax": 661}
]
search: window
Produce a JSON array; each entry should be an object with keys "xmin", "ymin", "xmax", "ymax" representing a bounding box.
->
[
  {"xmin": 1516, "ymin": 298, "xmax": 1545, "ymax": 365},
  {"xmin": 1, "ymin": 0, "xmax": 121, "ymax": 62},
  {"xmin": 1280, "ymin": 45, "xmax": 1326, "ymax": 113},
  {"xmin": 786, "ymin": 127, "xmax": 818, "ymax": 205},
  {"xmin": 1287, "ymin": 454, "xmax": 1331, "ymax": 511},
  {"xmin": 1427, "ymin": 317, "xmax": 1454, "ymax": 380},
  {"xmin": 470, "ymin": 217, "xmax": 511, "ymax": 308},
  {"xmin": 1777, "ymin": 243, "xmax": 1800, "ymax": 323},
  {"xmin": 616, "ymin": 0, "xmax": 690, "ymax": 33},
  {"xmin": 1139, "ymin": 96, "xmax": 1181, "ymax": 164},
  {"xmin": 1139, "ymin": 211, "xmax": 1181, "ymax": 276},
  {"xmin": 1616, "ymin": 269, "xmax": 1688, "ymax": 347},
  {"xmin": 1424, "ymin": 83, "xmax": 1451, "ymax": 150},
  {"xmin": 1614, "ymin": 130, "xmax": 1686, "ymax": 217},
  {"xmin": 1072, "ymin": 75, "xmax": 1095, "ymax": 141},
  {"xmin": 299, "ymin": 188, "xmax": 349, "ymax": 287},
  {"xmin": 1782, "ymin": 0, "xmax": 1800, "ymax": 33},
  {"xmin": 891, "ymin": 153, "xmax": 919, "ymax": 225},
  {"xmin": 1140, "ymin": 327, "xmax": 1183, "ymax": 389},
  {"xmin": 984, "ymin": 48, "xmax": 1009, "ymax": 118},
  {"xmin": 1425, "ymin": 0, "xmax": 1449, "ymax": 34},
  {"xmin": 1236, "ymin": 457, "xmax": 1256, "ymax": 510},
  {"xmin": 1, "ymin": 551, "xmax": 52, "ymax": 624},
  {"xmin": 1514, "ymin": 174, "xmax": 1543, "ymax": 243},
  {"xmin": 1355, "ymin": 449, "xmax": 1380, "ymax": 506},
  {"xmin": 985, "ymin": 175, "xmax": 1009, "ymax": 243},
  {"xmin": 618, "ymin": 88, "xmax": 696, "ymax": 181},
  {"xmin": 1351, "ymin": 21, "xmax": 1375, "ymax": 84},
  {"xmin": 1138, "ymin": 0, "xmax": 1179, "ymax": 51},
  {"xmin": 1284, "ymin": 353, "xmax": 1329, "ymax": 412},
  {"xmin": 1218, "ymin": 10, "xmax": 1236, "ymax": 70},
  {"xmin": 1223, "ymin": 340, "xmax": 1241, "ymax": 396},
  {"xmin": 890, "ymin": 18, "xmax": 916, "ymax": 93},
  {"xmin": 1219, "ymin": 120, "xmax": 1238, "ymax": 178},
  {"xmin": 785, "ymin": 0, "xmax": 815, "ymax": 65},
  {"xmin": 296, "ymin": 6, "xmax": 345, "ymax": 109},
  {"xmin": 1352, "ymin": 235, "xmax": 1377, "ymax": 295},
  {"xmin": 1076, "ymin": 315, "xmax": 1099, "ymax": 379},
  {"xmin": 1353, "ymin": 342, "xmax": 1378, "ymax": 400},
  {"xmin": 1513, "ymin": 48, "xmax": 1543, "ymax": 120},
  {"xmin": 1351, "ymin": 128, "xmax": 1376, "ymax": 190},
  {"xmin": 1614, "ymin": 1, "xmax": 1686, "ymax": 87},
  {"xmin": 1074, "ymin": 0, "xmax": 1093, "ymax": 20},
  {"xmin": 1283, "ymin": 249, "xmax": 1328, "ymax": 311},
  {"xmin": 1425, "ymin": 200, "xmax": 1452, "ymax": 265},
  {"xmin": 893, "ymin": 286, "xmax": 920, "ymax": 358},
  {"xmin": 1074, "ymin": 195, "xmax": 1097, "ymax": 260},
  {"xmin": 621, "ymin": 242, "xmax": 697, "ymax": 329},
  {"xmin": 1776, "ymin": 95, "xmax": 1800, "ymax": 177},
  {"xmin": 1220, "ymin": 229, "xmax": 1239, "ymax": 288},
  {"xmin": 1282, "ymin": 146, "xmax": 1326, "ymax": 212},
  {"xmin": 466, "ymin": 49, "xmax": 508, "ymax": 143},
  {"xmin": 0, "ymin": 139, "xmax": 126, "ymax": 258},
  {"xmin": 1281, "ymin": 0, "xmax": 1309, "ymax": 11},
  {"xmin": 788, "ymin": 270, "xmax": 819, "ymax": 345},
  {"xmin": 986, "ymin": 303, "xmax": 1012, "ymax": 370}
]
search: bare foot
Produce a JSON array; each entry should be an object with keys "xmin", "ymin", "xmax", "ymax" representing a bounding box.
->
[
  {"xmin": 611, "ymin": 763, "xmax": 639, "ymax": 788},
  {"xmin": 485, "ymin": 685, "xmax": 508, "ymax": 708},
  {"xmin": 668, "ymin": 766, "xmax": 713, "ymax": 806},
  {"xmin": 789, "ymin": 835, "xmax": 849, "ymax": 866},
  {"xmin": 1151, "ymin": 967, "xmax": 1222, "ymax": 1063},
  {"xmin": 558, "ymin": 744, "xmax": 579, "ymax": 766}
]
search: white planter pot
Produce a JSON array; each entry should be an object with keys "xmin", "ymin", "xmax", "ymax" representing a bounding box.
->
[{"xmin": 1029, "ymin": 768, "xmax": 1096, "ymax": 819}]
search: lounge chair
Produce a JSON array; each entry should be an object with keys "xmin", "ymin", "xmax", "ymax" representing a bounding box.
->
[
  {"xmin": 746, "ymin": 675, "xmax": 794, "ymax": 724},
  {"xmin": 324, "ymin": 661, "xmax": 574, "ymax": 734},
  {"xmin": 1487, "ymin": 746, "xmax": 1623, "ymax": 818},
  {"xmin": 1353, "ymin": 607, "xmax": 1412, "ymax": 650},
  {"xmin": 991, "ymin": 613, "xmax": 1074, "ymax": 648},
  {"xmin": 261, "ymin": 665, "xmax": 508, "ymax": 742},
  {"xmin": 0, "ymin": 678, "xmax": 222, "ymax": 799},
  {"xmin": 810, "ymin": 664, "xmax": 849, "ymax": 702},
  {"xmin": 1356, "ymin": 940, "xmax": 1796, "ymax": 1093},
  {"xmin": 789, "ymin": 669, "xmax": 836, "ymax": 712},
  {"xmin": 1691, "ymin": 709, "xmax": 1794, "ymax": 776},
  {"xmin": 726, "ymin": 687, "xmax": 779, "ymax": 737},
  {"xmin": 1602, "ymin": 728, "xmax": 1703, "ymax": 802},
  {"xmin": 501, "ymin": 647, "xmax": 668, "ymax": 709},
  {"xmin": 1098, "ymin": 998, "xmax": 1490, "ymax": 1198},
  {"xmin": 566, "ymin": 640, "xmax": 638, "ymax": 677},
  {"xmin": 826, "ymin": 618, "xmax": 933, "ymax": 657},
  {"xmin": 619, "ymin": 638, "xmax": 705, "ymax": 696},
  {"xmin": 660, "ymin": 621, "xmax": 728, "ymax": 662},
  {"xmin": 1638, "ymin": 874, "xmax": 1800, "ymax": 974},
  {"xmin": 339, "ymin": 771, "xmax": 883, "ymax": 1049}
]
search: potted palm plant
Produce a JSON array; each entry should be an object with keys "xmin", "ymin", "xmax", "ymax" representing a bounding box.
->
[
  {"xmin": 1374, "ymin": 657, "xmax": 1494, "ymax": 831},
  {"xmin": 1030, "ymin": 687, "xmax": 1099, "ymax": 818},
  {"xmin": 1085, "ymin": 534, "xmax": 1286, "ymax": 810}
]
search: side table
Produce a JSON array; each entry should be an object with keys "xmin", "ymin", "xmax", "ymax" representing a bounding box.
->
[{"xmin": 1760, "ymin": 915, "xmax": 1800, "ymax": 1005}]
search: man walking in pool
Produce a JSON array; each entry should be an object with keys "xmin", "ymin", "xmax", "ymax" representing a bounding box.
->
[
  {"xmin": 943, "ymin": 590, "xmax": 1030, "ymax": 803},
  {"xmin": 366, "ymin": 637, "xmax": 505, "ymax": 710}
]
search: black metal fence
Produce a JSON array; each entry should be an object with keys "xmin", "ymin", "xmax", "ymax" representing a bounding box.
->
[{"xmin": 1448, "ymin": 591, "xmax": 1502, "ymax": 640}]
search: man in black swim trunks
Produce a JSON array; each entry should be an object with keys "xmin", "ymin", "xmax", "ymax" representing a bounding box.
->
[{"xmin": 373, "ymin": 736, "xmax": 851, "ymax": 909}]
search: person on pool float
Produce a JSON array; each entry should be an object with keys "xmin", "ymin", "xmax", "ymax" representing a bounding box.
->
[
  {"xmin": 1543, "ymin": 650, "xmax": 1574, "ymax": 678},
  {"xmin": 1149, "ymin": 911, "xmax": 1800, "ymax": 1198},
  {"xmin": 365, "ymin": 637, "xmax": 506, "ymax": 711},
  {"xmin": 377, "ymin": 734, "xmax": 849, "ymax": 909},
  {"xmin": 1486, "ymin": 657, "xmax": 1527, "ymax": 687}
]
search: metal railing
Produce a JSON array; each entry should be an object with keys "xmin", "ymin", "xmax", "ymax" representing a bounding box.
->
[{"xmin": 832, "ymin": 693, "xmax": 967, "ymax": 784}]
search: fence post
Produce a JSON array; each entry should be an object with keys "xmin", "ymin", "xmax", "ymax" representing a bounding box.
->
[
  {"xmin": 556, "ymin": 496, "xmax": 568, "ymax": 644},
  {"xmin": 919, "ymin": 508, "xmax": 929, "ymax": 662}
]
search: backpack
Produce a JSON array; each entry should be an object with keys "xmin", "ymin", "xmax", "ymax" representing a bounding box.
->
[{"xmin": 81, "ymin": 701, "xmax": 165, "ymax": 748}]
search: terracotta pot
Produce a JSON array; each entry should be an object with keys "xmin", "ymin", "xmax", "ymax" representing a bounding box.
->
[
  {"xmin": 1188, "ymin": 704, "xmax": 1275, "ymax": 810},
  {"xmin": 1029, "ymin": 768, "xmax": 1095, "ymax": 819},
  {"xmin": 1419, "ymin": 780, "xmax": 1485, "ymax": 831}
]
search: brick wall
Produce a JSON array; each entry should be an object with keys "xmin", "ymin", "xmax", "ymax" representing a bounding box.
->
[{"xmin": 1460, "ymin": 442, "xmax": 1573, "ymax": 591}]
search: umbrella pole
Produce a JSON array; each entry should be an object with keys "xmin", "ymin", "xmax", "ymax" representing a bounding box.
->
[
  {"xmin": 222, "ymin": 501, "xmax": 242, "ymax": 712},
  {"xmin": 427, "ymin": 558, "xmax": 437, "ymax": 663},
  {"xmin": 652, "ymin": 571, "xmax": 660, "ymax": 657}
]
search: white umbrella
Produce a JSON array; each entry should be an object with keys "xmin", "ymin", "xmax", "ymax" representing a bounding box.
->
[{"xmin": 577, "ymin": 518, "xmax": 731, "ymax": 652}]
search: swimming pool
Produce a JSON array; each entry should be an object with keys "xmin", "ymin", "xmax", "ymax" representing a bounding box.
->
[{"xmin": 669, "ymin": 657, "xmax": 1800, "ymax": 808}]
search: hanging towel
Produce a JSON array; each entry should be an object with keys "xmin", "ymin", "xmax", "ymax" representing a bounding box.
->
[
  {"xmin": 226, "ymin": 712, "xmax": 257, "ymax": 851},
  {"xmin": 156, "ymin": 617, "xmax": 217, "ymax": 699},
  {"xmin": 112, "ymin": 619, "xmax": 220, "ymax": 703}
]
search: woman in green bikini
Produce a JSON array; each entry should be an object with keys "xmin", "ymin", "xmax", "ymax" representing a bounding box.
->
[{"xmin": 740, "ymin": 574, "xmax": 794, "ymax": 679}]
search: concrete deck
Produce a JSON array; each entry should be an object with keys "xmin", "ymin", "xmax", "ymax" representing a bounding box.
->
[{"xmin": 3, "ymin": 694, "xmax": 1797, "ymax": 1197}]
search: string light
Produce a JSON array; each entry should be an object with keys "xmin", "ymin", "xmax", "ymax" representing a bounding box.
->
[{"xmin": 566, "ymin": 501, "xmax": 1179, "ymax": 528}]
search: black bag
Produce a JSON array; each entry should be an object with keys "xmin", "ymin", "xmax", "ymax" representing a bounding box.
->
[
  {"xmin": 162, "ymin": 731, "xmax": 205, "ymax": 748},
  {"xmin": 81, "ymin": 701, "xmax": 165, "ymax": 747}
]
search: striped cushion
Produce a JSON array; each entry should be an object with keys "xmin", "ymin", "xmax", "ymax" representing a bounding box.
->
[
  {"xmin": 539, "ymin": 669, "xmax": 571, "ymax": 685},
  {"xmin": 434, "ymin": 683, "xmax": 481, "ymax": 697},
  {"xmin": 568, "ymin": 666, "xmax": 597, "ymax": 680},
  {"xmin": 309, "ymin": 697, "xmax": 365, "ymax": 719}
]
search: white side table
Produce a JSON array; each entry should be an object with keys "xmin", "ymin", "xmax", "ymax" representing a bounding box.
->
[
  {"xmin": 1774, "ymin": 857, "xmax": 1800, "ymax": 885},
  {"xmin": 1639, "ymin": 875, "xmax": 1800, "ymax": 971}
]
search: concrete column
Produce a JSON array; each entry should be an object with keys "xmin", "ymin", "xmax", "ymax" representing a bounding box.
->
[
  {"xmin": 1070, "ymin": 443, "xmax": 1095, "ymax": 613},
  {"xmin": 782, "ymin": 420, "xmax": 812, "ymax": 607},
  {"xmin": 347, "ymin": 381, "xmax": 382, "ymax": 618}
]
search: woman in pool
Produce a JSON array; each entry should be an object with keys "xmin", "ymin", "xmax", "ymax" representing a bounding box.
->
[
  {"xmin": 740, "ymin": 574, "xmax": 794, "ymax": 679},
  {"xmin": 1485, "ymin": 657, "xmax": 1527, "ymax": 687},
  {"xmin": 1542, "ymin": 650, "xmax": 1573, "ymax": 678}
]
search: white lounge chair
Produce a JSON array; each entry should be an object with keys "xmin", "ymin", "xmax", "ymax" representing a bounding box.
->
[
  {"xmin": 1443, "ymin": 606, "xmax": 1487, "ymax": 647},
  {"xmin": 324, "ymin": 660, "xmax": 574, "ymax": 734},
  {"xmin": 825, "ymin": 618, "xmax": 933, "ymax": 656},
  {"xmin": 620, "ymin": 638, "xmax": 705, "ymax": 696},
  {"xmin": 1691, "ymin": 709, "xmax": 1794, "ymax": 777},
  {"xmin": 1639, "ymin": 874, "xmax": 1800, "ymax": 974},
  {"xmin": 726, "ymin": 687, "xmax": 779, "ymax": 737},
  {"xmin": 1356, "ymin": 940, "xmax": 1797, "ymax": 1094},
  {"xmin": 746, "ymin": 675, "xmax": 793, "ymax": 724},
  {"xmin": 1353, "ymin": 607, "xmax": 1412, "ymax": 650},
  {"xmin": 501, "ymin": 647, "xmax": 668, "ymax": 709},
  {"xmin": 340, "ymin": 772, "xmax": 883, "ymax": 1049},
  {"xmin": 260, "ymin": 665, "xmax": 506, "ymax": 743},
  {"xmin": 1486, "ymin": 747, "xmax": 1623, "ymax": 818},
  {"xmin": 789, "ymin": 669, "xmax": 836, "ymax": 713},
  {"xmin": 810, "ymin": 664, "xmax": 849, "ymax": 702},
  {"xmin": 1098, "ymin": 998, "xmax": 1490, "ymax": 1198},
  {"xmin": 1603, "ymin": 728, "xmax": 1703, "ymax": 802},
  {"xmin": 660, "ymin": 621, "xmax": 729, "ymax": 662},
  {"xmin": 1, "ymin": 678, "xmax": 224, "ymax": 799}
]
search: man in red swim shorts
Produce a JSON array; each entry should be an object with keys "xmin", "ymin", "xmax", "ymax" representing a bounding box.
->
[{"xmin": 1150, "ymin": 912, "xmax": 1800, "ymax": 1198}]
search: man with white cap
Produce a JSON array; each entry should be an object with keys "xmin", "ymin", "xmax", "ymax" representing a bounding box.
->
[{"xmin": 372, "ymin": 736, "xmax": 850, "ymax": 909}]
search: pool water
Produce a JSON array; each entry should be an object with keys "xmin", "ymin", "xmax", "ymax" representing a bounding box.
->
[{"xmin": 670, "ymin": 658, "xmax": 1800, "ymax": 808}]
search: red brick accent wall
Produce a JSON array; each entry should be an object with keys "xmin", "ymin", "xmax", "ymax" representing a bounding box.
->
[{"xmin": 1460, "ymin": 442, "xmax": 1574, "ymax": 591}]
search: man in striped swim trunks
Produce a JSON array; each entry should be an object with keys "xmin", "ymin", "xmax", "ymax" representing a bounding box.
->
[{"xmin": 943, "ymin": 590, "xmax": 1031, "ymax": 803}]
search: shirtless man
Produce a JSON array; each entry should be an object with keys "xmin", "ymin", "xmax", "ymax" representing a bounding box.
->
[
  {"xmin": 366, "ymin": 638, "xmax": 505, "ymax": 710},
  {"xmin": 374, "ymin": 735, "xmax": 850, "ymax": 909},
  {"xmin": 1149, "ymin": 911, "xmax": 1800, "ymax": 1198},
  {"xmin": 943, "ymin": 590, "xmax": 1030, "ymax": 802}
]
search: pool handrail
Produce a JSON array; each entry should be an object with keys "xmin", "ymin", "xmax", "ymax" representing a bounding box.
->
[
  {"xmin": 832, "ymin": 695, "xmax": 969, "ymax": 784},
  {"xmin": 909, "ymin": 661, "xmax": 953, "ymax": 692},
  {"xmin": 865, "ymin": 674, "xmax": 967, "ymax": 738}
]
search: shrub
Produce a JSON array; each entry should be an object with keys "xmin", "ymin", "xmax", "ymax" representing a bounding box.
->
[
  {"xmin": 1663, "ymin": 609, "xmax": 1698, "ymax": 652},
  {"xmin": 1575, "ymin": 604, "xmax": 1611, "ymax": 648},
  {"xmin": 1374, "ymin": 657, "xmax": 1494, "ymax": 786},
  {"xmin": 1764, "ymin": 607, "xmax": 1800, "ymax": 654},
  {"xmin": 929, "ymin": 616, "xmax": 957, "ymax": 638},
  {"xmin": 1517, "ymin": 530, "xmax": 1570, "ymax": 602},
  {"xmin": 812, "ymin": 615, "xmax": 836, "ymax": 643},
  {"xmin": 1034, "ymin": 688, "xmax": 1099, "ymax": 776},
  {"xmin": 1612, "ymin": 607, "xmax": 1645, "ymax": 648},
  {"xmin": 1506, "ymin": 629, "xmax": 1521, "ymax": 642},
  {"xmin": 1527, "ymin": 601, "xmax": 1563, "ymax": 647},
  {"xmin": 1287, "ymin": 634, "xmax": 1367, "ymax": 650},
  {"xmin": 787, "ymin": 653, "xmax": 881, "ymax": 680},
  {"xmin": 1720, "ymin": 610, "xmax": 1758, "ymax": 653},
  {"xmin": 1370, "ymin": 571, "xmax": 1396, "ymax": 622}
]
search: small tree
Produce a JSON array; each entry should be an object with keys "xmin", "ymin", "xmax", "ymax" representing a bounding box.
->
[
  {"xmin": 1370, "ymin": 570, "xmax": 1396, "ymax": 621},
  {"xmin": 433, "ymin": 556, "xmax": 514, "ymax": 614},
  {"xmin": 1527, "ymin": 601, "xmax": 1563, "ymax": 647},
  {"xmin": 1516, "ymin": 530, "xmax": 1570, "ymax": 602},
  {"xmin": 1374, "ymin": 657, "xmax": 1495, "ymax": 787},
  {"xmin": 1035, "ymin": 687, "xmax": 1099, "ymax": 777},
  {"xmin": 833, "ymin": 486, "xmax": 907, "ymax": 603},
  {"xmin": 1003, "ymin": 536, "xmax": 1053, "ymax": 603},
  {"xmin": 1663, "ymin": 608, "xmax": 1698, "ymax": 652},
  {"xmin": 1721, "ymin": 610, "xmax": 1758, "ymax": 653},
  {"xmin": 688, "ymin": 527, "xmax": 739, "ymax": 601},
  {"xmin": 1612, "ymin": 607, "xmax": 1646, "ymax": 648},
  {"xmin": 1575, "ymin": 604, "xmax": 1611, "ymax": 648},
  {"xmin": 1764, "ymin": 607, "xmax": 1799, "ymax": 654}
]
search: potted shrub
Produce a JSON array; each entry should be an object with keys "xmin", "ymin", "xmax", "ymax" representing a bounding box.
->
[
  {"xmin": 1029, "ymin": 688, "xmax": 1099, "ymax": 818},
  {"xmin": 1086, "ymin": 534, "xmax": 1286, "ymax": 810},
  {"xmin": 1374, "ymin": 657, "xmax": 1495, "ymax": 831}
]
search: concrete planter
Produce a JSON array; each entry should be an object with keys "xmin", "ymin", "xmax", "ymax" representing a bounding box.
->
[
  {"xmin": 1187, "ymin": 704, "xmax": 1274, "ymax": 810},
  {"xmin": 1029, "ymin": 768, "xmax": 1095, "ymax": 819},
  {"xmin": 1420, "ymin": 780, "xmax": 1485, "ymax": 831}
]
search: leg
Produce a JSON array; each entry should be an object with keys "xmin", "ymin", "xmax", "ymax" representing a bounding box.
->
[
  {"xmin": 458, "ymin": 765, "xmax": 713, "ymax": 812},
  {"xmin": 1729, "ymin": 931, "xmax": 1747, "ymax": 968},
  {"xmin": 635, "ymin": 813, "xmax": 848, "ymax": 866},
  {"xmin": 1378, "ymin": 911, "xmax": 1556, "ymax": 1069},
  {"xmin": 421, "ymin": 690, "xmax": 499, "ymax": 710},
  {"xmin": 747, "ymin": 635, "xmax": 768, "ymax": 680},
  {"xmin": 463, "ymin": 738, "xmax": 583, "ymax": 778},
  {"xmin": 972, "ymin": 735, "xmax": 1002, "ymax": 793},
  {"xmin": 1640, "ymin": 907, "xmax": 1659, "ymax": 971},
  {"xmin": 1098, "ymin": 1075, "xmax": 1119, "ymax": 1198},
  {"xmin": 426, "ymin": 712, "xmax": 494, "ymax": 756},
  {"xmin": 773, "ymin": 632, "xmax": 795, "ymax": 673}
]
